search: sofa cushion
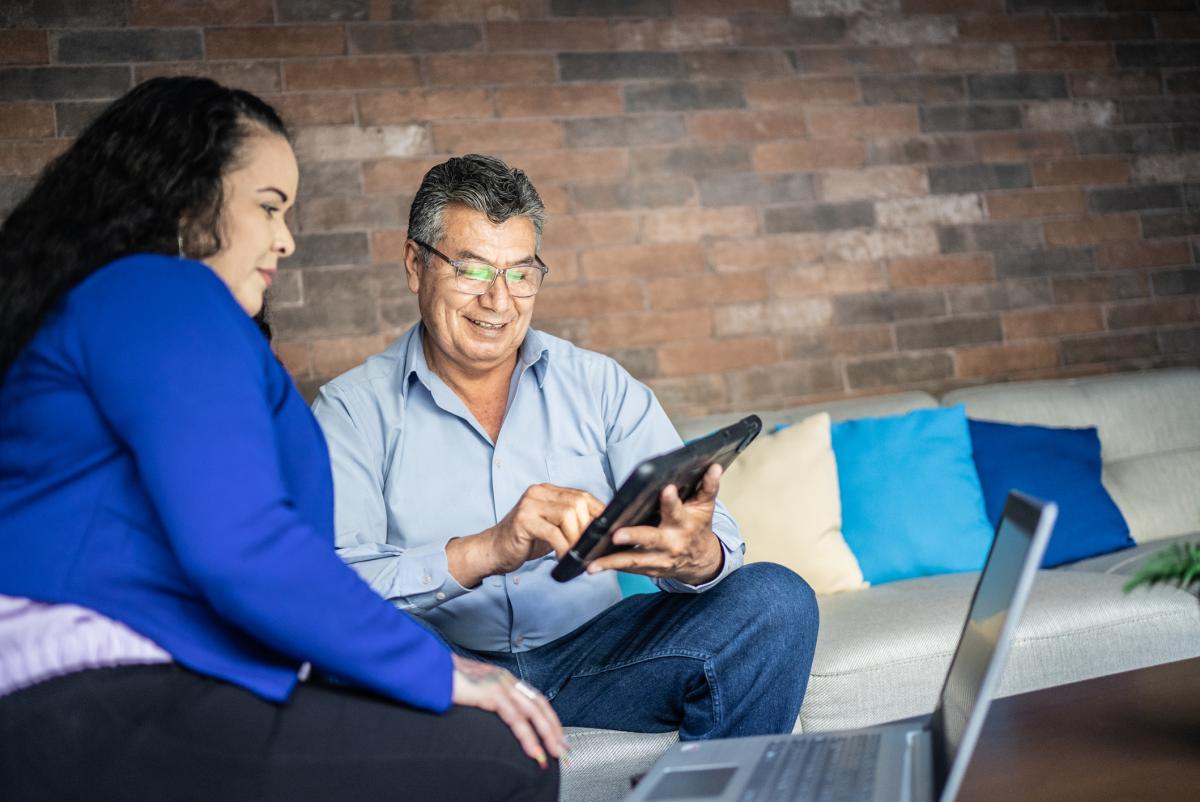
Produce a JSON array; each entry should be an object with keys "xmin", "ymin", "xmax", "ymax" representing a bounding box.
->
[
  {"xmin": 720, "ymin": 413, "xmax": 867, "ymax": 596},
  {"xmin": 561, "ymin": 727, "xmax": 678, "ymax": 802},
  {"xmin": 831, "ymin": 405, "xmax": 994, "ymax": 585},
  {"xmin": 799, "ymin": 569, "xmax": 1200, "ymax": 733},
  {"xmin": 968, "ymin": 419, "xmax": 1133, "ymax": 567},
  {"xmin": 1062, "ymin": 531, "xmax": 1200, "ymax": 598}
]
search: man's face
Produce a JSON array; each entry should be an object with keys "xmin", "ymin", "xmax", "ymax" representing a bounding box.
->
[{"xmin": 406, "ymin": 204, "xmax": 538, "ymax": 378}]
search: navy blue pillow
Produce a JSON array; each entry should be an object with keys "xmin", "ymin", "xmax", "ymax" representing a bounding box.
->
[{"xmin": 967, "ymin": 419, "xmax": 1134, "ymax": 567}]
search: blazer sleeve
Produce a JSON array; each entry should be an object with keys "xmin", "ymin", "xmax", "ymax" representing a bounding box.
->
[{"xmin": 66, "ymin": 257, "xmax": 453, "ymax": 712}]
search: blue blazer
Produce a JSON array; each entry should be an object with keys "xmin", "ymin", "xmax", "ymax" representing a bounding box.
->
[{"xmin": 0, "ymin": 255, "xmax": 451, "ymax": 709}]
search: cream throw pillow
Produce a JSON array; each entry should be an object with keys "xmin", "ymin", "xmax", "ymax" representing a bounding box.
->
[{"xmin": 719, "ymin": 412, "xmax": 867, "ymax": 596}]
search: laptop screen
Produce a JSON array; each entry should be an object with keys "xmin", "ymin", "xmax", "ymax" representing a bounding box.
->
[{"xmin": 929, "ymin": 494, "xmax": 1052, "ymax": 797}]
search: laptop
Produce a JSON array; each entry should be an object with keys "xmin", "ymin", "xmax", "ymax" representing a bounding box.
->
[{"xmin": 624, "ymin": 490, "xmax": 1058, "ymax": 802}]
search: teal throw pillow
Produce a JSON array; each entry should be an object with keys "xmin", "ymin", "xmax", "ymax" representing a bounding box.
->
[{"xmin": 831, "ymin": 405, "xmax": 994, "ymax": 585}]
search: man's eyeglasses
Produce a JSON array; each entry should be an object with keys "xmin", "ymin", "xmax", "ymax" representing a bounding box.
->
[{"xmin": 411, "ymin": 239, "xmax": 549, "ymax": 298}]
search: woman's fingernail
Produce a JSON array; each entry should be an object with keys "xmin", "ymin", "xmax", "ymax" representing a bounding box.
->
[
  {"xmin": 560, "ymin": 754, "xmax": 571, "ymax": 769},
  {"xmin": 534, "ymin": 751, "xmax": 547, "ymax": 769}
]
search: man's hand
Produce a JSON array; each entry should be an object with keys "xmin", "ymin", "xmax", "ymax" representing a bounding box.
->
[
  {"xmin": 586, "ymin": 464, "xmax": 725, "ymax": 586},
  {"xmin": 447, "ymin": 483, "xmax": 605, "ymax": 588}
]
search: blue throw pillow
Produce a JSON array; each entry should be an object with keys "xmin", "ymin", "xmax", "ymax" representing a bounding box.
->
[
  {"xmin": 967, "ymin": 419, "xmax": 1133, "ymax": 567},
  {"xmin": 617, "ymin": 572, "xmax": 659, "ymax": 597},
  {"xmin": 832, "ymin": 405, "xmax": 994, "ymax": 585}
]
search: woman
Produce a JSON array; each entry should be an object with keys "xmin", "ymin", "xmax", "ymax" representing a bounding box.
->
[{"xmin": 0, "ymin": 77, "xmax": 565, "ymax": 801}]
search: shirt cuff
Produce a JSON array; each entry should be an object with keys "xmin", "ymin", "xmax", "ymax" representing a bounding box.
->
[{"xmin": 396, "ymin": 542, "xmax": 473, "ymax": 612}]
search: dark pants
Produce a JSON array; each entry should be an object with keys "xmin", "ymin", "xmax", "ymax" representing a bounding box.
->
[
  {"xmin": 470, "ymin": 563, "xmax": 820, "ymax": 740},
  {"xmin": 0, "ymin": 663, "xmax": 558, "ymax": 802}
]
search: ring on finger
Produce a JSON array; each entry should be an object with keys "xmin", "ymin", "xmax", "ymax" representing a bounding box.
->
[{"xmin": 514, "ymin": 681, "xmax": 541, "ymax": 701}]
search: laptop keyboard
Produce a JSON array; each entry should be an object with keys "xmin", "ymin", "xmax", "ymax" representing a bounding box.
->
[{"xmin": 739, "ymin": 734, "xmax": 882, "ymax": 802}]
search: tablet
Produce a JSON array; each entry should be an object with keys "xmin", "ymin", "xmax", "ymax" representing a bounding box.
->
[{"xmin": 550, "ymin": 415, "xmax": 763, "ymax": 583}]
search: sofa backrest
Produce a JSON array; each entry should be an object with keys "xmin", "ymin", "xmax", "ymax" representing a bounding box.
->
[{"xmin": 942, "ymin": 369, "xmax": 1200, "ymax": 545}]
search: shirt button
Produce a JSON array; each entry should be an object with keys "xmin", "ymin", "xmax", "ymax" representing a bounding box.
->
[
  {"xmin": 435, "ymin": 592, "xmax": 446, "ymax": 601},
  {"xmin": 512, "ymin": 576, "xmax": 521, "ymax": 585},
  {"xmin": 515, "ymin": 636, "xmax": 524, "ymax": 648},
  {"xmin": 421, "ymin": 575, "xmax": 431, "ymax": 586},
  {"xmin": 495, "ymin": 458, "xmax": 502, "ymax": 469}
]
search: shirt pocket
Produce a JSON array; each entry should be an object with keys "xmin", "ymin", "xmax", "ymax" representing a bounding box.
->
[{"xmin": 546, "ymin": 451, "xmax": 615, "ymax": 505}]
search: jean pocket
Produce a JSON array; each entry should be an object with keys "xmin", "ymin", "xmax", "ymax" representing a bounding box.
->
[{"xmin": 546, "ymin": 451, "xmax": 614, "ymax": 504}]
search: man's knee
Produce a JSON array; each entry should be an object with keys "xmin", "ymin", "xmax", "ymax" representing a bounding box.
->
[{"xmin": 721, "ymin": 562, "xmax": 819, "ymax": 643}]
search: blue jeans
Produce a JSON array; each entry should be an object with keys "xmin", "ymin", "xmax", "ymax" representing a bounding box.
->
[{"xmin": 466, "ymin": 563, "xmax": 819, "ymax": 740}]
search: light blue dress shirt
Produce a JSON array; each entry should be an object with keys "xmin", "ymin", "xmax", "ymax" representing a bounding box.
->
[{"xmin": 311, "ymin": 324, "xmax": 744, "ymax": 653}]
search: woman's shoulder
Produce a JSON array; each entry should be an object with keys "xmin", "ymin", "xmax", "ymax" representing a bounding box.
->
[{"xmin": 75, "ymin": 254, "xmax": 231, "ymax": 306}]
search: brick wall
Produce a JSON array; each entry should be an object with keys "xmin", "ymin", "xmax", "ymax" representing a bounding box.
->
[{"xmin": 2, "ymin": 1, "xmax": 1198, "ymax": 417}]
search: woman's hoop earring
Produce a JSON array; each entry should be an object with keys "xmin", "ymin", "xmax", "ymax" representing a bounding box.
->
[{"xmin": 177, "ymin": 233, "xmax": 184, "ymax": 258}]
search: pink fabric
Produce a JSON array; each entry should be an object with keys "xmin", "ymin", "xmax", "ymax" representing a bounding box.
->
[{"xmin": 0, "ymin": 594, "xmax": 170, "ymax": 698}]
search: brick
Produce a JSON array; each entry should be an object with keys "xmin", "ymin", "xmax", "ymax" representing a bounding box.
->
[
  {"xmin": 580, "ymin": 243, "xmax": 706, "ymax": 281},
  {"xmin": 0, "ymin": 176, "xmax": 33, "ymax": 217},
  {"xmin": 1029, "ymin": 102, "xmax": 1116, "ymax": 134},
  {"xmin": 697, "ymin": 173, "xmax": 814, "ymax": 208},
  {"xmin": 0, "ymin": 32, "xmax": 48, "ymax": 65},
  {"xmin": 540, "ymin": 214, "xmax": 640, "ymax": 249},
  {"xmin": 866, "ymin": 135, "xmax": 976, "ymax": 165},
  {"xmin": 1032, "ymin": 159, "xmax": 1130, "ymax": 187},
  {"xmin": 0, "ymin": 67, "xmax": 130, "ymax": 102},
  {"xmin": 1096, "ymin": 239, "xmax": 1191, "ymax": 270},
  {"xmin": 311, "ymin": 333, "xmax": 393, "ymax": 377},
  {"xmin": 1044, "ymin": 214, "xmax": 1141, "ymax": 247},
  {"xmin": 632, "ymin": 144, "xmax": 750, "ymax": 176},
  {"xmin": 1115, "ymin": 43, "xmax": 1200, "ymax": 68},
  {"xmin": 275, "ymin": 0, "xmax": 367, "ymax": 21},
  {"xmin": 808, "ymin": 106, "xmax": 919, "ymax": 138},
  {"xmin": 658, "ymin": 336, "xmax": 778, "ymax": 377},
  {"xmin": 1, "ymin": 0, "xmax": 126, "ymax": 26},
  {"xmin": 0, "ymin": 103, "xmax": 54, "ymax": 139},
  {"xmin": 137, "ymin": 62, "xmax": 281, "ymax": 94},
  {"xmin": 946, "ymin": 278, "xmax": 1054, "ymax": 314},
  {"xmin": 0, "ymin": 140, "xmax": 68, "ymax": 177},
  {"xmin": 1165, "ymin": 71, "xmax": 1200, "ymax": 94},
  {"xmin": 780, "ymin": 330, "xmax": 835, "ymax": 361},
  {"xmin": 676, "ymin": 0, "xmax": 785, "ymax": 13},
  {"xmin": 494, "ymin": 85, "xmax": 619, "ymax": 118},
  {"xmin": 976, "ymin": 131, "xmax": 1075, "ymax": 161},
  {"xmin": 648, "ymin": 272, "xmax": 769, "ymax": 312},
  {"xmin": 888, "ymin": 255, "xmax": 993, "ymax": 288},
  {"xmin": 432, "ymin": 119, "xmax": 562, "ymax": 153},
  {"xmin": 687, "ymin": 110, "xmax": 807, "ymax": 144},
  {"xmin": 274, "ymin": 340, "xmax": 311, "ymax": 378},
  {"xmin": 1062, "ymin": 331, "xmax": 1158, "ymax": 365},
  {"xmin": 613, "ymin": 18, "xmax": 735, "ymax": 50},
  {"xmin": 986, "ymin": 189, "xmax": 1086, "ymax": 220},
  {"xmin": 914, "ymin": 45, "xmax": 1014, "ymax": 73},
  {"xmin": 550, "ymin": 0, "xmax": 669, "ymax": 15},
  {"xmin": 1071, "ymin": 71, "xmax": 1162, "ymax": 97},
  {"xmin": 290, "ymin": 232, "xmax": 370, "ymax": 269},
  {"xmin": 639, "ymin": 207, "xmax": 759, "ymax": 243},
  {"xmin": 487, "ymin": 20, "xmax": 611, "ymax": 51},
  {"xmin": 624, "ymin": 81, "xmax": 744, "ymax": 113},
  {"xmin": 52, "ymin": 30, "xmax": 201, "ymax": 65},
  {"xmin": 955, "ymin": 341, "xmax": 1059, "ymax": 379},
  {"xmin": 498, "ymin": 149, "xmax": 629, "ymax": 184},
  {"xmin": 131, "ymin": 0, "xmax": 273, "ymax": 25},
  {"xmin": 820, "ymin": 167, "xmax": 928, "ymax": 203},
  {"xmin": 683, "ymin": 51, "xmax": 794, "ymax": 80},
  {"xmin": 1088, "ymin": 185, "xmax": 1182, "ymax": 214},
  {"xmin": 765, "ymin": 202, "xmax": 875, "ymax": 234},
  {"xmin": 369, "ymin": 230, "xmax": 410, "ymax": 265},
  {"xmin": 297, "ymin": 195, "xmax": 406, "ymax": 233},
  {"xmin": 285, "ymin": 57, "xmax": 419, "ymax": 91},
  {"xmin": 824, "ymin": 226, "xmax": 941, "ymax": 261},
  {"xmin": 268, "ymin": 94, "xmax": 356, "ymax": 127},
  {"xmin": 773, "ymin": 262, "xmax": 886, "ymax": 298},
  {"xmin": 993, "ymin": 247, "xmax": 1094, "ymax": 278},
  {"xmin": 206, "ymin": 26, "xmax": 345, "ymax": 59},
  {"xmin": 563, "ymin": 115, "xmax": 685, "ymax": 147},
  {"xmin": 1155, "ymin": 15, "xmax": 1200, "ymax": 40},
  {"xmin": 957, "ymin": 16, "xmax": 1055, "ymax": 42},
  {"xmin": 427, "ymin": 54, "xmax": 555, "ymax": 85},
  {"xmin": 1141, "ymin": 211, "xmax": 1200, "ymax": 238},
  {"xmin": 897, "ymin": 315, "xmax": 1002, "ymax": 349},
  {"xmin": 362, "ymin": 157, "xmax": 444, "ymax": 193},
  {"xmin": 1054, "ymin": 273, "xmax": 1148, "ymax": 304},
  {"xmin": 347, "ymin": 23, "xmax": 482, "ymax": 53},
  {"xmin": 1016, "ymin": 45, "xmax": 1113, "ymax": 71},
  {"xmin": 1132, "ymin": 153, "xmax": 1200, "ymax": 183},
  {"xmin": 570, "ymin": 178, "xmax": 694, "ymax": 211},
  {"xmin": 1152, "ymin": 268, "xmax": 1200, "ymax": 296},
  {"xmin": 968, "ymin": 73, "xmax": 1068, "ymax": 101},
  {"xmin": 532, "ymin": 280, "xmax": 645, "ymax": 320},
  {"xmin": 849, "ymin": 16, "xmax": 957, "ymax": 46},
  {"xmin": 920, "ymin": 104, "xmax": 1023, "ymax": 133},
  {"xmin": 794, "ymin": 46, "xmax": 915, "ymax": 74},
  {"xmin": 709, "ymin": 235, "xmax": 824, "ymax": 273},
  {"xmin": 1159, "ymin": 327, "xmax": 1200, "ymax": 356},
  {"xmin": 753, "ymin": 140, "xmax": 864, "ymax": 172},
  {"xmin": 733, "ymin": 15, "xmax": 846, "ymax": 46},
  {"xmin": 294, "ymin": 125, "xmax": 430, "ymax": 162},
  {"xmin": 712, "ymin": 303, "xmax": 768, "ymax": 337},
  {"xmin": 938, "ymin": 221, "xmax": 1043, "ymax": 253},
  {"xmin": 828, "ymin": 325, "xmax": 894, "ymax": 356},
  {"xmin": 929, "ymin": 164, "xmax": 1030, "ymax": 194},
  {"xmin": 379, "ymin": 295, "xmax": 420, "ymax": 332},
  {"xmin": 1107, "ymin": 298, "xmax": 1197, "ymax": 329},
  {"xmin": 607, "ymin": 348, "xmax": 658, "ymax": 381},
  {"xmin": 647, "ymin": 375, "xmax": 726, "ymax": 416},
  {"xmin": 846, "ymin": 352, "xmax": 954, "ymax": 390},
  {"xmin": 726, "ymin": 359, "xmax": 840, "ymax": 404},
  {"xmin": 271, "ymin": 267, "xmax": 378, "ymax": 338},
  {"xmin": 742, "ymin": 79, "xmax": 859, "ymax": 111},
  {"xmin": 299, "ymin": 161, "xmax": 362, "ymax": 197},
  {"xmin": 1060, "ymin": 15, "xmax": 1154, "ymax": 40},
  {"xmin": 1003, "ymin": 306, "xmax": 1105, "ymax": 339},
  {"xmin": 878, "ymin": 194, "xmax": 985, "ymax": 230},
  {"xmin": 558, "ymin": 52, "xmax": 681, "ymax": 82},
  {"xmin": 1122, "ymin": 98, "xmax": 1200, "ymax": 125},
  {"xmin": 860, "ymin": 75, "xmax": 965, "ymax": 105},
  {"xmin": 833, "ymin": 290, "xmax": 947, "ymax": 324},
  {"xmin": 1076, "ymin": 127, "xmax": 1173, "ymax": 155}
]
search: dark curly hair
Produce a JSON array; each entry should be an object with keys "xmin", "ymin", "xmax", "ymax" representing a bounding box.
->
[{"xmin": 0, "ymin": 76, "xmax": 287, "ymax": 382}]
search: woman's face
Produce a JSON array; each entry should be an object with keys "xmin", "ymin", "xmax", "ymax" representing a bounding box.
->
[{"xmin": 203, "ymin": 132, "xmax": 299, "ymax": 316}]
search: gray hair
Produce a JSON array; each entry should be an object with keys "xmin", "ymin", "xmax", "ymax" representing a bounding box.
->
[{"xmin": 407, "ymin": 154, "xmax": 545, "ymax": 264}]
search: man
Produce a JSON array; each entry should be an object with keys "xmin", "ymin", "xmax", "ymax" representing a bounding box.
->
[{"xmin": 312, "ymin": 154, "xmax": 818, "ymax": 739}]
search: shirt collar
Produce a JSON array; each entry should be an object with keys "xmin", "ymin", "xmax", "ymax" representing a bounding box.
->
[{"xmin": 400, "ymin": 322, "xmax": 551, "ymax": 397}]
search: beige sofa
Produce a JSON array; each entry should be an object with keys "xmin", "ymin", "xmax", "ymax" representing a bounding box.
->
[{"xmin": 560, "ymin": 368, "xmax": 1200, "ymax": 802}]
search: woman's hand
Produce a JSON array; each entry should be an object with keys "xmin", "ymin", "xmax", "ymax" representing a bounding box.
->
[{"xmin": 451, "ymin": 654, "xmax": 569, "ymax": 769}]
